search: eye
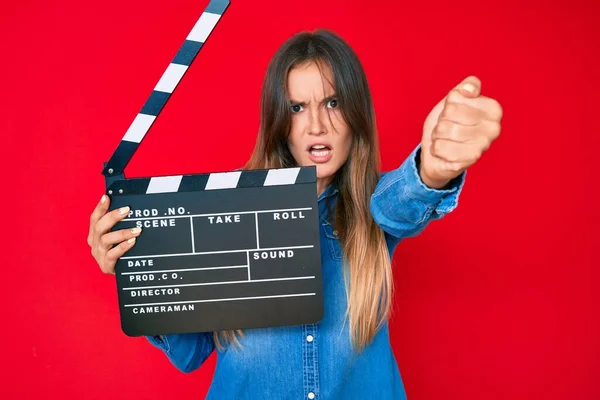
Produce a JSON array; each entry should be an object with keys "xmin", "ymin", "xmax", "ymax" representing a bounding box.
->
[
  {"xmin": 291, "ymin": 104, "xmax": 303, "ymax": 113},
  {"xmin": 327, "ymin": 99, "xmax": 339, "ymax": 109}
]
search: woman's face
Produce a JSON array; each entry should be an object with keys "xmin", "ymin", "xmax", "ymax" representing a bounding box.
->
[{"xmin": 286, "ymin": 61, "xmax": 352, "ymax": 195}]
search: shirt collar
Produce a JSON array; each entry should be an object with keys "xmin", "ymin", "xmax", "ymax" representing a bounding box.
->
[{"xmin": 318, "ymin": 183, "xmax": 339, "ymax": 202}]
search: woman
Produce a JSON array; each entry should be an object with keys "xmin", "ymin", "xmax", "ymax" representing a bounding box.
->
[{"xmin": 88, "ymin": 29, "xmax": 502, "ymax": 399}]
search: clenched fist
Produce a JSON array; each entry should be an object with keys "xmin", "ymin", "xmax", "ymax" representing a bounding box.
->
[{"xmin": 420, "ymin": 76, "xmax": 503, "ymax": 189}]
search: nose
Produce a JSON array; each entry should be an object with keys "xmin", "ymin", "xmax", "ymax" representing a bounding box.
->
[{"xmin": 308, "ymin": 107, "xmax": 326, "ymax": 136}]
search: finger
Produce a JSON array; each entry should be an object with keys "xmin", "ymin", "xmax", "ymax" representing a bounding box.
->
[
  {"xmin": 88, "ymin": 194, "xmax": 110, "ymax": 246},
  {"xmin": 103, "ymin": 237, "xmax": 137, "ymax": 274},
  {"xmin": 480, "ymin": 97, "xmax": 503, "ymax": 121},
  {"xmin": 93, "ymin": 205, "xmax": 131, "ymax": 242},
  {"xmin": 431, "ymin": 138, "xmax": 482, "ymax": 164},
  {"xmin": 433, "ymin": 119, "xmax": 499, "ymax": 144},
  {"xmin": 453, "ymin": 75, "xmax": 481, "ymax": 98},
  {"xmin": 446, "ymin": 92, "xmax": 503, "ymax": 121},
  {"xmin": 439, "ymin": 103, "xmax": 486, "ymax": 126},
  {"xmin": 100, "ymin": 227, "xmax": 143, "ymax": 249}
]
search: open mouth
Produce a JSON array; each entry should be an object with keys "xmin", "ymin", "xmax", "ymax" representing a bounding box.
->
[
  {"xmin": 307, "ymin": 144, "xmax": 333, "ymax": 163},
  {"xmin": 309, "ymin": 144, "xmax": 331, "ymax": 157}
]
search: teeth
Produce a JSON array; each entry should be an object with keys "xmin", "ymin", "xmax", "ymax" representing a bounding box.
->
[
  {"xmin": 310, "ymin": 149, "xmax": 330, "ymax": 157},
  {"xmin": 312, "ymin": 145, "xmax": 326, "ymax": 150}
]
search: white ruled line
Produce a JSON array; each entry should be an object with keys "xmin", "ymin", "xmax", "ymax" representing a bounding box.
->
[
  {"xmin": 123, "ymin": 275, "xmax": 315, "ymax": 291},
  {"xmin": 121, "ymin": 265, "xmax": 248, "ymax": 275},
  {"xmin": 123, "ymin": 207, "xmax": 312, "ymax": 221},
  {"xmin": 189, "ymin": 216, "xmax": 195, "ymax": 253},
  {"xmin": 124, "ymin": 292, "xmax": 316, "ymax": 308},
  {"xmin": 254, "ymin": 212, "xmax": 260, "ymax": 249},
  {"xmin": 246, "ymin": 251, "xmax": 251, "ymax": 280},
  {"xmin": 120, "ymin": 245, "xmax": 314, "ymax": 260}
]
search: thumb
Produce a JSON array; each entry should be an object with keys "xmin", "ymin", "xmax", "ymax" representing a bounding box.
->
[{"xmin": 454, "ymin": 75, "xmax": 482, "ymax": 98}]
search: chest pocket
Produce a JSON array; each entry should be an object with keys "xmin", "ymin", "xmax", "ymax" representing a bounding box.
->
[{"xmin": 321, "ymin": 218, "xmax": 343, "ymax": 261}]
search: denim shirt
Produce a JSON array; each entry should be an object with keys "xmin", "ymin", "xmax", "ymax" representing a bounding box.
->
[{"xmin": 146, "ymin": 143, "xmax": 467, "ymax": 399}]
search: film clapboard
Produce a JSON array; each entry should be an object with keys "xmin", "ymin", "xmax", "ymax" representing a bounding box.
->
[{"xmin": 101, "ymin": 0, "xmax": 324, "ymax": 336}]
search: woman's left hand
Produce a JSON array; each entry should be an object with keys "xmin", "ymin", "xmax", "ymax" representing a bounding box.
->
[{"xmin": 419, "ymin": 76, "xmax": 503, "ymax": 189}]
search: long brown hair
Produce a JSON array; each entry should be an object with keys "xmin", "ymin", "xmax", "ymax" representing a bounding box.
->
[{"xmin": 214, "ymin": 29, "xmax": 393, "ymax": 352}]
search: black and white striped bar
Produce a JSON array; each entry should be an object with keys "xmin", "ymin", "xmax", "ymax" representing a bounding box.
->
[
  {"xmin": 102, "ymin": 0, "xmax": 230, "ymax": 177},
  {"xmin": 106, "ymin": 167, "xmax": 317, "ymax": 196}
]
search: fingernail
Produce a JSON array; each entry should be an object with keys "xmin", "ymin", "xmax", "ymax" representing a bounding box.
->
[
  {"xmin": 127, "ymin": 237, "xmax": 136, "ymax": 244},
  {"xmin": 131, "ymin": 227, "xmax": 142, "ymax": 235},
  {"xmin": 100, "ymin": 195, "xmax": 106, "ymax": 204},
  {"xmin": 118, "ymin": 206, "xmax": 130, "ymax": 215},
  {"xmin": 462, "ymin": 83, "xmax": 476, "ymax": 94}
]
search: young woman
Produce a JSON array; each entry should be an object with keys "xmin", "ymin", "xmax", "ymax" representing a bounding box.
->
[{"xmin": 88, "ymin": 29, "xmax": 502, "ymax": 399}]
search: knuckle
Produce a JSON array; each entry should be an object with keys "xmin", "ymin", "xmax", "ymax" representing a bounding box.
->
[
  {"xmin": 435, "ymin": 120, "xmax": 450, "ymax": 135},
  {"xmin": 431, "ymin": 138, "xmax": 438, "ymax": 154},
  {"xmin": 90, "ymin": 206, "xmax": 101, "ymax": 220},
  {"xmin": 119, "ymin": 240, "xmax": 133, "ymax": 252},
  {"xmin": 432, "ymin": 125, "xmax": 442, "ymax": 140},
  {"xmin": 440, "ymin": 120, "xmax": 459, "ymax": 140},
  {"xmin": 482, "ymin": 120, "xmax": 501, "ymax": 141},
  {"xmin": 104, "ymin": 253, "xmax": 116, "ymax": 266},
  {"xmin": 93, "ymin": 222, "xmax": 103, "ymax": 236},
  {"xmin": 448, "ymin": 162, "xmax": 462, "ymax": 173},
  {"xmin": 432, "ymin": 139, "xmax": 443, "ymax": 156},
  {"xmin": 100, "ymin": 233, "xmax": 110, "ymax": 248},
  {"xmin": 94, "ymin": 244, "xmax": 104, "ymax": 258},
  {"xmin": 490, "ymin": 99, "xmax": 503, "ymax": 120},
  {"xmin": 109, "ymin": 209, "xmax": 121, "ymax": 223},
  {"xmin": 441, "ymin": 102, "xmax": 457, "ymax": 119},
  {"xmin": 481, "ymin": 138, "xmax": 491, "ymax": 152},
  {"xmin": 447, "ymin": 90, "xmax": 462, "ymax": 104},
  {"xmin": 110, "ymin": 210, "xmax": 121, "ymax": 223},
  {"xmin": 472, "ymin": 144, "xmax": 484, "ymax": 160},
  {"xmin": 492, "ymin": 122, "xmax": 502, "ymax": 138}
]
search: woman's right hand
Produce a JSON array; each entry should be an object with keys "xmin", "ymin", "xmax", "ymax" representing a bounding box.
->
[{"xmin": 87, "ymin": 194, "xmax": 142, "ymax": 275}]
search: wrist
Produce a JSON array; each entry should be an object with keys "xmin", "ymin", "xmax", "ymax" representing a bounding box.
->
[
  {"xmin": 416, "ymin": 144, "xmax": 452, "ymax": 189},
  {"xmin": 419, "ymin": 167, "xmax": 451, "ymax": 189}
]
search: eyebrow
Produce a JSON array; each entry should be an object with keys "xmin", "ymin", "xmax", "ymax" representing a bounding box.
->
[{"xmin": 289, "ymin": 93, "xmax": 338, "ymax": 106}]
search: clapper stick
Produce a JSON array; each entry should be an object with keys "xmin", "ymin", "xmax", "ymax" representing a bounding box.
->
[
  {"xmin": 100, "ymin": 0, "xmax": 324, "ymax": 336},
  {"xmin": 102, "ymin": 0, "xmax": 230, "ymax": 183}
]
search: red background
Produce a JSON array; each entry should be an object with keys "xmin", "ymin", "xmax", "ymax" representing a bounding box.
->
[{"xmin": 3, "ymin": 0, "xmax": 599, "ymax": 398}]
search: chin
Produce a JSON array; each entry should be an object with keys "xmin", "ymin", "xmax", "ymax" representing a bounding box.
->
[{"xmin": 315, "ymin": 164, "xmax": 339, "ymax": 181}]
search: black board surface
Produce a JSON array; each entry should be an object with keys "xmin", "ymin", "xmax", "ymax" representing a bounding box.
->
[{"xmin": 107, "ymin": 169, "xmax": 323, "ymax": 336}]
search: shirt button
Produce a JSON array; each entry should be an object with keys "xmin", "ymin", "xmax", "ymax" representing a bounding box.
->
[
  {"xmin": 332, "ymin": 230, "xmax": 339, "ymax": 237},
  {"xmin": 306, "ymin": 334, "xmax": 314, "ymax": 342},
  {"xmin": 308, "ymin": 392, "xmax": 315, "ymax": 399}
]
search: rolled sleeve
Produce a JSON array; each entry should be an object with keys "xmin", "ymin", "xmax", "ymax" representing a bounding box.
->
[
  {"xmin": 402, "ymin": 143, "xmax": 466, "ymax": 217},
  {"xmin": 146, "ymin": 335, "xmax": 171, "ymax": 352},
  {"xmin": 370, "ymin": 143, "xmax": 467, "ymax": 239},
  {"xmin": 146, "ymin": 333, "xmax": 215, "ymax": 373}
]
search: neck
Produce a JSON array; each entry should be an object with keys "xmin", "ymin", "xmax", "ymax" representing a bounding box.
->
[{"xmin": 317, "ymin": 176, "xmax": 333, "ymax": 197}]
